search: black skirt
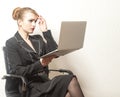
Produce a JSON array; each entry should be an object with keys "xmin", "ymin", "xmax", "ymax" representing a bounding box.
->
[{"xmin": 28, "ymin": 74, "xmax": 74, "ymax": 97}]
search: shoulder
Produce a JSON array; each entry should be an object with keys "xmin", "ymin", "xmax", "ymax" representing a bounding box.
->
[
  {"xmin": 5, "ymin": 36, "xmax": 18, "ymax": 53},
  {"xmin": 6, "ymin": 36, "xmax": 17, "ymax": 47}
]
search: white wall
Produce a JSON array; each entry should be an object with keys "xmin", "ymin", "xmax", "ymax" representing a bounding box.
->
[{"xmin": 0, "ymin": 0, "xmax": 120, "ymax": 97}]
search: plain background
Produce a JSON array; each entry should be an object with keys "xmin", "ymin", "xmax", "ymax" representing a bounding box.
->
[{"xmin": 0, "ymin": 0, "xmax": 120, "ymax": 97}]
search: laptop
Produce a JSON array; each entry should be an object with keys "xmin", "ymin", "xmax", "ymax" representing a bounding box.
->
[{"xmin": 41, "ymin": 21, "xmax": 87, "ymax": 58}]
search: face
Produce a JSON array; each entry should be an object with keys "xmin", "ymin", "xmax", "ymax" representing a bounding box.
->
[{"xmin": 18, "ymin": 12, "xmax": 38, "ymax": 34}]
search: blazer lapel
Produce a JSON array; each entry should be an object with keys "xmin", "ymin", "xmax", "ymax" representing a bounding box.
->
[
  {"xmin": 29, "ymin": 36, "xmax": 41, "ymax": 54},
  {"xmin": 14, "ymin": 32, "xmax": 40, "ymax": 54}
]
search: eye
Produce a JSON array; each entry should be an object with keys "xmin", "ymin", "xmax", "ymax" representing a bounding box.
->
[{"xmin": 29, "ymin": 19, "xmax": 33, "ymax": 22}]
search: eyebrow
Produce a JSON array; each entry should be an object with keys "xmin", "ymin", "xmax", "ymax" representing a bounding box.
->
[{"xmin": 29, "ymin": 18, "xmax": 37, "ymax": 21}]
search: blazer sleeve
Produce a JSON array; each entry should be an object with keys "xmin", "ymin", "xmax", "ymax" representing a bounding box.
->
[
  {"xmin": 5, "ymin": 39, "xmax": 44, "ymax": 76},
  {"xmin": 43, "ymin": 30, "xmax": 58, "ymax": 53}
]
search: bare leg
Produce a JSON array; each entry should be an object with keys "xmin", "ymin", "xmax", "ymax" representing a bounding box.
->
[
  {"xmin": 65, "ymin": 92, "xmax": 71, "ymax": 97},
  {"xmin": 67, "ymin": 77, "xmax": 84, "ymax": 97}
]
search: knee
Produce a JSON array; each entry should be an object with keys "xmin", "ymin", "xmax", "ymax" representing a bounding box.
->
[
  {"xmin": 70, "ymin": 77, "xmax": 79, "ymax": 86},
  {"xmin": 65, "ymin": 92, "xmax": 71, "ymax": 97},
  {"xmin": 72, "ymin": 77, "xmax": 78, "ymax": 82}
]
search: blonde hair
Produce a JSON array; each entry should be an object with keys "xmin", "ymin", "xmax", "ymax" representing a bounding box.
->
[{"xmin": 12, "ymin": 7, "xmax": 39, "ymax": 20}]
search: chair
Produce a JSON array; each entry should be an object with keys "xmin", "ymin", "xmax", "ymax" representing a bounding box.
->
[{"xmin": 2, "ymin": 46, "xmax": 73, "ymax": 97}]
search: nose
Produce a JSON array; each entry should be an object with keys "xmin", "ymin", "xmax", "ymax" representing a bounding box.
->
[{"xmin": 32, "ymin": 21, "xmax": 36, "ymax": 27}]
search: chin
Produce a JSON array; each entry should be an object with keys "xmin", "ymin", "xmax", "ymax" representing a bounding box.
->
[
  {"xmin": 30, "ymin": 31, "xmax": 34, "ymax": 33},
  {"xmin": 27, "ymin": 31, "xmax": 33, "ymax": 35}
]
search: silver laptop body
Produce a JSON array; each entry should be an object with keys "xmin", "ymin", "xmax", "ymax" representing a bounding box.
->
[{"xmin": 41, "ymin": 21, "xmax": 87, "ymax": 58}]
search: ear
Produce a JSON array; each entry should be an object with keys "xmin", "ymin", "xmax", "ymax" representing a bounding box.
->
[{"xmin": 18, "ymin": 19, "xmax": 22, "ymax": 26}]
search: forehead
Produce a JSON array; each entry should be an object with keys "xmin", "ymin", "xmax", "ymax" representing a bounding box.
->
[{"xmin": 23, "ymin": 12, "xmax": 38, "ymax": 20}]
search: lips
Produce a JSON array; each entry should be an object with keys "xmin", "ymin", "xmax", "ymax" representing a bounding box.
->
[{"xmin": 31, "ymin": 28, "xmax": 35, "ymax": 31}]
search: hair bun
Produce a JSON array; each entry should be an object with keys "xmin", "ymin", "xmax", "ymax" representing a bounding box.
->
[{"xmin": 12, "ymin": 7, "xmax": 21, "ymax": 20}]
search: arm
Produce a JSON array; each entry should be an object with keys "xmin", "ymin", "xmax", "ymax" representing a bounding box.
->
[{"xmin": 37, "ymin": 15, "xmax": 58, "ymax": 53}]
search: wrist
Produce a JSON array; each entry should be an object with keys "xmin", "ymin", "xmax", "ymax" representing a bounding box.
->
[
  {"xmin": 42, "ymin": 29, "xmax": 48, "ymax": 32},
  {"xmin": 40, "ymin": 58, "xmax": 44, "ymax": 66},
  {"xmin": 40, "ymin": 26, "xmax": 48, "ymax": 32}
]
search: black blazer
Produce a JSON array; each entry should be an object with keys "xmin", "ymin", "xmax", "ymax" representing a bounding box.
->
[{"xmin": 5, "ymin": 30, "xmax": 57, "ymax": 93}]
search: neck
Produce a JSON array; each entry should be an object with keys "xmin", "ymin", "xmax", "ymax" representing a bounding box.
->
[{"xmin": 18, "ymin": 29, "xmax": 29, "ymax": 40}]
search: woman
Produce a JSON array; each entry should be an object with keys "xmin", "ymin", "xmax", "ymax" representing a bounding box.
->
[{"xmin": 5, "ymin": 7, "xmax": 84, "ymax": 97}]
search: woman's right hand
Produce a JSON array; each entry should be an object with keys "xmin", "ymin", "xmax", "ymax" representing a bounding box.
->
[{"xmin": 37, "ymin": 15, "xmax": 48, "ymax": 32}]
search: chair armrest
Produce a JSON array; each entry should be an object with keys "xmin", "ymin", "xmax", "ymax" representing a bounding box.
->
[
  {"xmin": 49, "ymin": 69, "xmax": 73, "ymax": 75},
  {"xmin": 2, "ymin": 74, "xmax": 27, "ymax": 91}
]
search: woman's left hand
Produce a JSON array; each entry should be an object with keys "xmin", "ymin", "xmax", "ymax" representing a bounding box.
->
[
  {"xmin": 40, "ymin": 55, "xmax": 57, "ymax": 66},
  {"xmin": 38, "ymin": 16, "xmax": 48, "ymax": 32}
]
